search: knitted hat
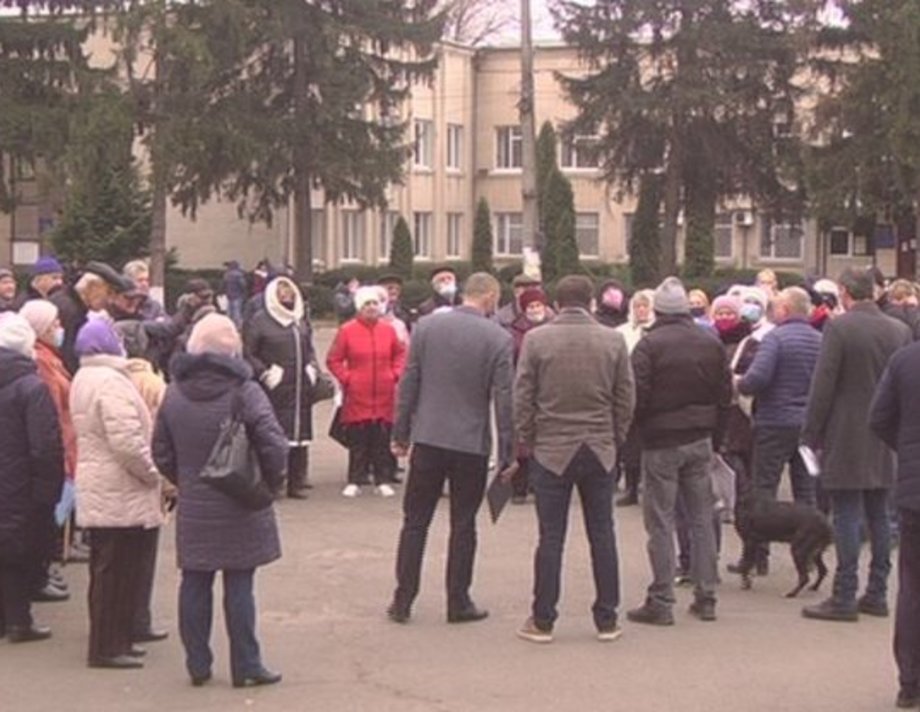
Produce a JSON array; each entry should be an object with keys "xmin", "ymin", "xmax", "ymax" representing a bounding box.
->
[
  {"xmin": 600, "ymin": 285, "xmax": 625, "ymax": 311},
  {"xmin": 354, "ymin": 285, "xmax": 383, "ymax": 310},
  {"xmin": 653, "ymin": 276, "xmax": 689, "ymax": 315},
  {"xmin": 0, "ymin": 313, "xmax": 36, "ymax": 358},
  {"xmin": 19, "ymin": 299, "xmax": 59, "ymax": 339},
  {"xmin": 711, "ymin": 294, "xmax": 742, "ymax": 316},
  {"xmin": 32, "ymin": 256, "xmax": 63, "ymax": 277},
  {"xmin": 519, "ymin": 287, "xmax": 548, "ymax": 310},
  {"xmin": 75, "ymin": 319, "xmax": 124, "ymax": 358},
  {"xmin": 187, "ymin": 313, "xmax": 242, "ymax": 357},
  {"xmin": 741, "ymin": 286, "xmax": 769, "ymax": 310}
]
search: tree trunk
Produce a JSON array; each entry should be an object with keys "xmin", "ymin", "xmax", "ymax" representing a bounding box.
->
[
  {"xmin": 292, "ymin": 33, "xmax": 314, "ymax": 285},
  {"xmin": 149, "ymin": 171, "xmax": 167, "ymax": 289},
  {"xmin": 661, "ymin": 133, "xmax": 681, "ymax": 276},
  {"xmin": 519, "ymin": 0, "xmax": 539, "ymax": 271}
]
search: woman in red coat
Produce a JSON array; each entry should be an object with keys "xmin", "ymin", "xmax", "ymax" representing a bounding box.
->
[{"xmin": 327, "ymin": 286, "xmax": 406, "ymax": 498}]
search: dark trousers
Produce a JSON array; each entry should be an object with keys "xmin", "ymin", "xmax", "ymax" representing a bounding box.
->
[
  {"xmin": 618, "ymin": 425, "xmax": 641, "ymax": 498},
  {"xmin": 132, "ymin": 528, "xmax": 160, "ymax": 639},
  {"xmin": 896, "ymin": 508, "xmax": 920, "ymax": 692},
  {"xmin": 287, "ymin": 446, "xmax": 310, "ymax": 493},
  {"xmin": 529, "ymin": 447, "xmax": 620, "ymax": 631},
  {"xmin": 830, "ymin": 488, "xmax": 891, "ymax": 606},
  {"xmin": 179, "ymin": 568, "xmax": 262, "ymax": 681},
  {"xmin": 347, "ymin": 421, "xmax": 395, "ymax": 486},
  {"xmin": 393, "ymin": 443, "xmax": 488, "ymax": 613},
  {"xmin": 752, "ymin": 426, "xmax": 815, "ymax": 504},
  {"xmin": 0, "ymin": 559, "xmax": 32, "ymax": 631},
  {"xmin": 511, "ymin": 457, "xmax": 530, "ymax": 498},
  {"xmin": 28, "ymin": 506, "xmax": 55, "ymax": 593},
  {"xmin": 88, "ymin": 527, "xmax": 146, "ymax": 661}
]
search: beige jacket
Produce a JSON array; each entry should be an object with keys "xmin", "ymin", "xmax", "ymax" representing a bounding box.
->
[
  {"xmin": 70, "ymin": 354, "xmax": 163, "ymax": 529},
  {"xmin": 125, "ymin": 358, "xmax": 167, "ymax": 421}
]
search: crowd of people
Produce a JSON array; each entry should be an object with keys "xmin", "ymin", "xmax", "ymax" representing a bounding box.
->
[{"xmin": 1, "ymin": 256, "xmax": 920, "ymax": 708}]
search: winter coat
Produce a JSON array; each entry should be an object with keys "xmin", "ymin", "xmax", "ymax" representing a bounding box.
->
[
  {"xmin": 615, "ymin": 290, "xmax": 655, "ymax": 354},
  {"xmin": 222, "ymin": 267, "xmax": 248, "ymax": 301},
  {"xmin": 870, "ymin": 341, "xmax": 920, "ymax": 512},
  {"xmin": 0, "ymin": 348, "xmax": 65, "ymax": 562},
  {"xmin": 327, "ymin": 317, "xmax": 406, "ymax": 424},
  {"xmin": 632, "ymin": 314, "xmax": 733, "ymax": 451},
  {"xmin": 417, "ymin": 291, "xmax": 462, "ymax": 317},
  {"xmin": 70, "ymin": 354, "xmax": 163, "ymax": 530},
  {"xmin": 125, "ymin": 358, "xmax": 167, "ymax": 421},
  {"xmin": 802, "ymin": 302, "xmax": 912, "ymax": 490},
  {"xmin": 34, "ymin": 341, "xmax": 78, "ymax": 477},
  {"xmin": 243, "ymin": 280, "xmax": 315, "ymax": 444},
  {"xmin": 882, "ymin": 301, "xmax": 920, "ymax": 341},
  {"xmin": 51, "ymin": 287, "xmax": 88, "ymax": 375},
  {"xmin": 509, "ymin": 312, "xmax": 552, "ymax": 364},
  {"xmin": 152, "ymin": 352, "xmax": 288, "ymax": 571}
]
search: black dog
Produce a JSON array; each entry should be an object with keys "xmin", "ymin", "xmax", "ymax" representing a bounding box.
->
[{"xmin": 734, "ymin": 494, "xmax": 834, "ymax": 598}]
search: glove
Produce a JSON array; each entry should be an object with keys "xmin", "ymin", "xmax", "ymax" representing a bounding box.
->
[
  {"xmin": 260, "ymin": 364, "xmax": 284, "ymax": 390},
  {"xmin": 305, "ymin": 363, "xmax": 318, "ymax": 386}
]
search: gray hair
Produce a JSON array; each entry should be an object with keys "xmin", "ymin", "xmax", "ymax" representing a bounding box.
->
[
  {"xmin": 779, "ymin": 286, "xmax": 812, "ymax": 317},
  {"xmin": 123, "ymin": 260, "xmax": 149, "ymax": 280},
  {"xmin": 463, "ymin": 272, "xmax": 500, "ymax": 299}
]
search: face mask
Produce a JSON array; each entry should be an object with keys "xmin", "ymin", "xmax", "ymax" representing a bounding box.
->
[
  {"xmin": 280, "ymin": 297, "xmax": 296, "ymax": 310},
  {"xmin": 435, "ymin": 283, "xmax": 457, "ymax": 300},
  {"xmin": 714, "ymin": 316, "xmax": 739, "ymax": 334},
  {"xmin": 740, "ymin": 303, "xmax": 763, "ymax": 324},
  {"xmin": 52, "ymin": 327, "xmax": 65, "ymax": 349},
  {"xmin": 527, "ymin": 310, "xmax": 546, "ymax": 324},
  {"xmin": 689, "ymin": 307, "xmax": 707, "ymax": 319}
]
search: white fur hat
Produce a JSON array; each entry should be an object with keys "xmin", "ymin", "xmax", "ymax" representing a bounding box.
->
[
  {"xmin": 354, "ymin": 285, "xmax": 383, "ymax": 311},
  {"xmin": 0, "ymin": 312, "xmax": 36, "ymax": 358}
]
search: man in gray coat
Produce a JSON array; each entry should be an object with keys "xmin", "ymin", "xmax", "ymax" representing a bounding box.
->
[
  {"xmin": 802, "ymin": 268, "xmax": 912, "ymax": 622},
  {"xmin": 513, "ymin": 275, "xmax": 634, "ymax": 643},
  {"xmin": 388, "ymin": 273, "xmax": 514, "ymax": 624}
]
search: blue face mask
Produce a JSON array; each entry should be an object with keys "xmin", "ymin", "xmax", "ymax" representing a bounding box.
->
[
  {"xmin": 740, "ymin": 303, "xmax": 763, "ymax": 324},
  {"xmin": 52, "ymin": 327, "xmax": 65, "ymax": 349}
]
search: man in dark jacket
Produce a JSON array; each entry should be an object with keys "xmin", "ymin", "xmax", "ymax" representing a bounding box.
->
[
  {"xmin": 0, "ymin": 314, "xmax": 65, "ymax": 643},
  {"xmin": 13, "ymin": 256, "xmax": 65, "ymax": 309},
  {"xmin": 222, "ymin": 261, "xmax": 248, "ymax": 328},
  {"xmin": 627, "ymin": 277, "xmax": 732, "ymax": 626},
  {"xmin": 513, "ymin": 275, "xmax": 634, "ymax": 643},
  {"xmin": 594, "ymin": 279, "xmax": 629, "ymax": 329},
  {"xmin": 416, "ymin": 266, "xmax": 462, "ymax": 317},
  {"xmin": 870, "ymin": 338, "xmax": 920, "ymax": 708},
  {"xmin": 802, "ymin": 268, "xmax": 912, "ymax": 622},
  {"xmin": 389, "ymin": 272, "xmax": 513, "ymax": 625},
  {"xmin": 378, "ymin": 274, "xmax": 412, "ymax": 332}
]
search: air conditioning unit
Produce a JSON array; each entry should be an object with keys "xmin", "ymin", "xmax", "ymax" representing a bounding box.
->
[{"xmin": 734, "ymin": 210, "xmax": 755, "ymax": 227}]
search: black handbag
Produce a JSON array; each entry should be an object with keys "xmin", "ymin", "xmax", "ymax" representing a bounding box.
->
[
  {"xmin": 307, "ymin": 366, "xmax": 336, "ymax": 403},
  {"xmin": 199, "ymin": 388, "xmax": 274, "ymax": 510}
]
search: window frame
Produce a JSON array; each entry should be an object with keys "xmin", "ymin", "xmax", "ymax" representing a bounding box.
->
[
  {"xmin": 446, "ymin": 212, "xmax": 463, "ymax": 259},
  {"xmin": 413, "ymin": 119, "xmax": 434, "ymax": 170},
  {"xmin": 446, "ymin": 124, "xmax": 464, "ymax": 172},
  {"xmin": 341, "ymin": 210, "xmax": 366, "ymax": 263},
  {"xmin": 494, "ymin": 211, "xmax": 523, "ymax": 256},
  {"xmin": 413, "ymin": 211, "xmax": 432, "ymax": 259},
  {"xmin": 379, "ymin": 210, "xmax": 400, "ymax": 264},
  {"xmin": 759, "ymin": 218, "xmax": 804, "ymax": 261},
  {"xmin": 714, "ymin": 212, "xmax": 734, "ymax": 260},
  {"xmin": 561, "ymin": 134, "xmax": 600, "ymax": 170},
  {"xmin": 495, "ymin": 125, "xmax": 523, "ymax": 171},
  {"xmin": 574, "ymin": 212, "xmax": 600, "ymax": 258}
]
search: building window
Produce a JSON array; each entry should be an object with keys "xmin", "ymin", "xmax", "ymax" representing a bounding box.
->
[
  {"xmin": 760, "ymin": 218, "xmax": 804, "ymax": 260},
  {"xmin": 575, "ymin": 212, "xmax": 599, "ymax": 257},
  {"xmin": 495, "ymin": 212, "xmax": 523, "ymax": 256},
  {"xmin": 714, "ymin": 213, "xmax": 733, "ymax": 259},
  {"xmin": 495, "ymin": 126, "xmax": 522, "ymax": 169},
  {"xmin": 447, "ymin": 212, "xmax": 463, "ymax": 258},
  {"xmin": 561, "ymin": 135, "xmax": 600, "ymax": 169},
  {"xmin": 341, "ymin": 211, "xmax": 366, "ymax": 262},
  {"xmin": 413, "ymin": 211, "xmax": 432, "ymax": 258},
  {"xmin": 447, "ymin": 124, "xmax": 463, "ymax": 171},
  {"xmin": 413, "ymin": 119, "xmax": 433, "ymax": 169},
  {"xmin": 828, "ymin": 227, "xmax": 851, "ymax": 256},
  {"xmin": 379, "ymin": 210, "xmax": 400, "ymax": 262},
  {"xmin": 311, "ymin": 209, "xmax": 327, "ymax": 265}
]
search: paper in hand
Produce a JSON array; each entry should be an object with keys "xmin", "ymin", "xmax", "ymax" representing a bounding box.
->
[
  {"xmin": 798, "ymin": 445, "xmax": 821, "ymax": 477},
  {"xmin": 486, "ymin": 463, "xmax": 518, "ymax": 524}
]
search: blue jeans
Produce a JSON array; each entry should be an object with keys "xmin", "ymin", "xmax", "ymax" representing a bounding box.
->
[
  {"xmin": 179, "ymin": 569, "xmax": 263, "ymax": 681},
  {"xmin": 830, "ymin": 489, "xmax": 891, "ymax": 606},
  {"xmin": 529, "ymin": 447, "xmax": 619, "ymax": 631},
  {"xmin": 227, "ymin": 298, "xmax": 244, "ymax": 329}
]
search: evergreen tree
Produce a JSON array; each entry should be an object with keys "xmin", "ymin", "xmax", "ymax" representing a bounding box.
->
[
  {"xmin": 472, "ymin": 197, "xmax": 493, "ymax": 273},
  {"xmin": 536, "ymin": 121, "xmax": 557, "ymax": 236},
  {"xmin": 554, "ymin": 207, "xmax": 580, "ymax": 280},
  {"xmin": 389, "ymin": 216, "xmax": 413, "ymax": 280},
  {"xmin": 630, "ymin": 173, "xmax": 664, "ymax": 287},
  {"xmin": 541, "ymin": 168, "xmax": 579, "ymax": 282}
]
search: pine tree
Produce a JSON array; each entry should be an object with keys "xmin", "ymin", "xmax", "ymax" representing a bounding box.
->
[
  {"xmin": 630, "ymin": 173, "xmax": 664, "ymax": 287},
  {"xmin": 390, "ymin": 216, "xmax": 413, "ymax": 280},
  {"xmin": 472, "ymin": 197, "xmax": 493, "ymax": 273},
  {"xmin": 536, "ymin": 121, "xmax": 557, "ymax": 237},
  {"xmin": 541, "ymin": 168, "xmax": 579, "ymax": 282},
  {"xmin": 554, "ymin": 207, "xmax": 580, "ymax": 279}
]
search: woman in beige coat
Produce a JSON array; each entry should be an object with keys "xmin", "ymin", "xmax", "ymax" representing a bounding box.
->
[{"xmin": 70, "ymin": 318, "xmax": 162, "ymax": 670}]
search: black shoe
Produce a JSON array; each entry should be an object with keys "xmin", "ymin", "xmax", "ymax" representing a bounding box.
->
[
  {"xmin": 626, "ymin": 602, "xmax": 675, "ymax": 626},
  {"xmin": 689, "ymin": 599, "xmax": 717, "ymax": 622},
  {"xmin": 387, "ymin": 603, "xmax": 410, "ymax": 624},
  {"xmin": 133, "ymin": 628, "xmax": 169, "ymax": 643},
  {"xmin": 857, "ymin": 596, "xmax": 889, "ymax": 618},
  {"xmin": 896, "ymin": 686, "xmax": 920, "ymax": 709},
  {"xmin": 447, "ymin": 605, "xmax": 489, "ymax": 624},
  {"xmin": 32, "ymin": 584, "xmax": 69, "ymax": 603},
  {"xmin": 7, "ymin": 625, "xmax": 52, "ymax": 643},
  {"xmin": 802, "ymin": 598, "xmax": 859, "ymax": 622},
  {"xmin": 287, "ymin": 488, "xmax": 309, "ymax": 500},
  {"xmin": 88, "ymin": 655, "xmax": 144, "ymax": 670},
  {"xmin": 233, "ymin": 668, "xmax": 282, "ymax": 688},
  {"xmin": 616, "ymin": 493, "xmax": 638, "ymax": 507},
  {"xmin": 191, "ymin": 672, "xmax": 212, "ymax": 688},
  {"xmin": 303, "ymin": 482, "xmax": 314, "ymax": 490}
]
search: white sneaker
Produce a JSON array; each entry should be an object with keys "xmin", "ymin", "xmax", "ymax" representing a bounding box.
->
[
  {"xmin": 342, "ymin": 484, "xmax": 361, "ymax": 498},
  {"xmin": 376, "ymin": 484, "xmax": 396, "ymax": 498}
]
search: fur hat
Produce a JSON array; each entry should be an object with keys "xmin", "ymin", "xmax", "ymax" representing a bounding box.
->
[
  {"xmin": 19, "ymin": 299, "xmax": 59, "ymax": 339},
  {"xmin": 354, "ymin": 285, "xmax": 383, "ymax": 310},
  {"xmin": 653, "ymin": 276, "xmax": 689, "ymax": 315},
  {"xmin": 187, "ymin": 314, "xmax": 242, "ymax": 357},
  {"xmin": 0, "ymin": 313, "xmax": 36, "ymax": 358}
]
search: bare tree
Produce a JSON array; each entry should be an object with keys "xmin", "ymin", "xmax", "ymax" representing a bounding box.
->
[{"xmin": 440, "ymin": 0, "xmax": 516, "ymax": 45}]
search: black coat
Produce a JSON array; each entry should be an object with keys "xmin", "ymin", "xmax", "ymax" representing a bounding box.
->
[
  {"xmin": 50, "ymin": 287, "xmax": 88, "ymax": 375},
  {"xmin": 871, "ymin": 341, "xmax": 920, "ymax": 512},
  {"xmin": 153, "ymin": 352, "xmax": 288, "ymax": 571},
  {"xmin": 244, "ymin": 309, "xmax": 316, "ymax": 443},
  {"xmin": 882, "ymin": 301, "xmax": 920, "ymax": 341},
  {"xmin": 0, "ymin": 348, "xmax": 65, "ymax": 562},
  {"xmin": 632, "ymin": 314, "xmax": 733, "ymax": 450}
]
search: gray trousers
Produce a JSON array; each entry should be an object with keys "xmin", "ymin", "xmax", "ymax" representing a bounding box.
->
[{"xmin": 642, "ymin": 438, "xmax": 718, "ymax": 608}]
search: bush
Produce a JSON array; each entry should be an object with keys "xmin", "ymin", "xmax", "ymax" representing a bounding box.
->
[
  {"xmin": 389, "ymin": 217, "xmax": 413, "ymax": 280},
  {"xmin": 472, "ymin": 198, "xmax": 494, "ymax": 273}
]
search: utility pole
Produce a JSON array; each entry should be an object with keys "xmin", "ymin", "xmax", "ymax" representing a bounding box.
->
[{"xmin": 519, "ymin": 0, "xmax": 539, "ymax": 272}]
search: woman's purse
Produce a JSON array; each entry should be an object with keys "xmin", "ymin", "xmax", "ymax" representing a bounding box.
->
[
  {"xmin": 199, "ymin": 387, "xmax": 274, "ymax": 510},
  {"xmin": 306, "ymin": 362, "xmax": 336, "ymax": 403}
]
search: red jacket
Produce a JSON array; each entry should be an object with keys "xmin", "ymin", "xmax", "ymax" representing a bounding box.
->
[
  {"xmin": 34, "ymin": 341, "xmax": 78, "ymax": 478},
  {"xmin": 327, "ymin": 317, "xmax": 406, "ymax": 424}
]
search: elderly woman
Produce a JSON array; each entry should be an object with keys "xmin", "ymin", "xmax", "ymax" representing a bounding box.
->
[
  {"xmin": 615, "ymin": 289, "xmax": 655, "ymax": 353},
  {"xmin": 244, "ymin": 276, "xmax": 316, "ymax": 499},
  {"xmin": 153, "ymin": 314, "xmax": 288, "ymax": 688},
  {"xmin": 70, "ymin": 318, "xmax": 163, "ymax": 670},
  {"xmin": 0, "ymin": 314, "xmax": 64, "ymax": 643},
  {"xmin": 327, "ymin": 286, "xmax": 406, "ymax": 498}
]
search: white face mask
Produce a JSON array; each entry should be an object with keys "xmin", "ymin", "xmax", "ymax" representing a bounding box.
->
[
  {"xmin": 435, "ymin": 282, "xmax": 457, "ymax": 300},
  {"xmin": 52, "ymin": 327, "xmax": 65, "ymax": 349}
]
